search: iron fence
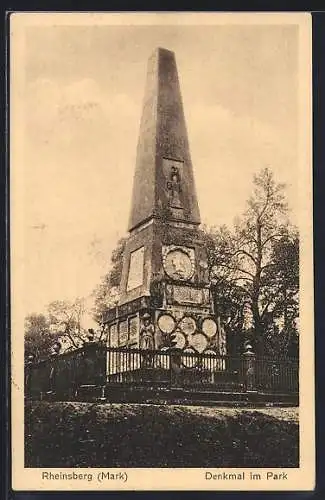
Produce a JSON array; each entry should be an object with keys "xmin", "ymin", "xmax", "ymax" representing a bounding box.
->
[
  {"xmin": 25, "ymin": 344, "xmax": 299, "ymax": 399},
  {"xmin": 25, "ymin": 343, "xmax": 106, "ymax": 399}
]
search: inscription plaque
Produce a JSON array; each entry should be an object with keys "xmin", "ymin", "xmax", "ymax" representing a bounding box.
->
[
  {"xmin": 127, "ymin": 246, "xmax": 145, "ymax": 291},
  {"xmin": 174, "ymin": 285, "xmax": 202, "ymax": 304},
  {"xmin": 166, "ymin": 284, "xmax": 210, "ymax": 306}
]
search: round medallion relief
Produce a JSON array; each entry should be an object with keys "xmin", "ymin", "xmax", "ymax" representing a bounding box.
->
[
  {"xmin": 189, "ymin": 333, "xmax": 208, "ymax": 353},
  {"xmin": 163, "ymin": 249, "xmax": 194, "ymax": 281},
  {"xmin": 172, "ymin": 330, "xmax": 186, "ymax": 350},
  {"xmin": 158, "ymin": 314, "xmax": 175, "ymax": 334},
  {"xmin": 179, "ymin": 316, "xmax": 196, "ymax": 336},
  {"xmin": 202, "ymin": 318, "xmax": 217, "ymax": 338}
]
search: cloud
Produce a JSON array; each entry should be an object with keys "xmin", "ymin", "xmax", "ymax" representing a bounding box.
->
[{"xmin": 26, "ymin": 76, "xmax": 139, "ymax": 145}]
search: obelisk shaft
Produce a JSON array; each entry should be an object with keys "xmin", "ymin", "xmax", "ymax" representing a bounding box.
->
[{"xmin": 128, "ymin": 48, "xmax": 201, "ymax": 233}]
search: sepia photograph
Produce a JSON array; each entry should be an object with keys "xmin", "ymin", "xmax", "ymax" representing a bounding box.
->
[{"xmin": 10, "ymin": 12, "xmax": 314, "ymax": 491}]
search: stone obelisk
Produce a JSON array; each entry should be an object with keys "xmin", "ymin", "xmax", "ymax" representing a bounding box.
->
[{"xmin": 105, "ymin": 48, "xmax": 226, "ymax": 357}]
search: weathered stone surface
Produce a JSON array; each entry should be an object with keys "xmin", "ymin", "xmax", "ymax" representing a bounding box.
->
[
  {"xmin": 128, "ymin": 47, "xmax": 201, "ymax": 232},
  {"xmin": 119, "ymin": 219, "xmax": 210, "ymax": 305}
]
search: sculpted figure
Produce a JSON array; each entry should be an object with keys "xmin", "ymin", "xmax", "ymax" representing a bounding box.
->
[
  {"xmin": 167, "ymin": 166, "xmax": 182, "ymax": 208},
  {"xmin": 140, "ymin": 313, "xmax": 155, "ymax": 350}
]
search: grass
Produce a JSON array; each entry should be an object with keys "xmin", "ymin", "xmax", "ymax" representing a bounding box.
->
[{"xmin": 25, "ymin": 401, "xmax": 299, "ymax": 468}]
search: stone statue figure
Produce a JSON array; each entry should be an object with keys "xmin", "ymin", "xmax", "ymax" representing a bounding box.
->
[
  {"xmin": 167, "ymin": 166, "xmax": 182, "ymax": 208},
  {"xmin": 140, "ymin": 312, "xmax": 155, "ymax": 350}
]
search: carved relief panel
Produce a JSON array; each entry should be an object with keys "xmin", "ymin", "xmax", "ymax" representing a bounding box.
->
[
  {"xmin": 118, "ymin": 320, "xmax": 128, "ymax": 346},
  {"xmin": 109, "ymin": 323, "xmax": 118, "ymax": 347},
  {"xmin": 163, "ymin": 158, "xmax": 184, "ymax": 209},
  {"xmin": 162, "ymin": 245, "xmax": 195, "ymax": 281},
  {"xmin": 129, "ymin": 316, "xmax": 139, "ymax": 345}
]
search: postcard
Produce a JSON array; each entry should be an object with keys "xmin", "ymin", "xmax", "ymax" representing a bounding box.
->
[{"xmin": 10, "ymin": 11, "xmax": 314, "ymax": 491}]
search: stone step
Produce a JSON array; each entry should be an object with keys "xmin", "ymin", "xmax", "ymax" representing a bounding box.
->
[{"xmin": 34, "ymin": 384, "xmax": 298, "ymax": 406}]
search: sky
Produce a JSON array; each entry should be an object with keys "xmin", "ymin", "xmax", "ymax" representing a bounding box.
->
[{"xmin": 13, "ymin": 17, "xmax": 301, "ymax": 319}]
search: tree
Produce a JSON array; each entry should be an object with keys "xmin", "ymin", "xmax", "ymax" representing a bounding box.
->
[
  {"xmin": 25, "ymin": 297, "xmax": 103, "ymax": 361},
  {"xmin": 201, "ymin": 225, "xmax": 250, "ymax": 356},
  {"xmin": 263, "ymin": 232, "xmax": 299, "ymax": 357},
  {"xmin": 24, "ymin": 313, "xmax": 59, "ymax": 361},
  {"xmin": 206, "ymin": 168, "xmax": 298, "ymax": 356},
  {"xmin": 91, "ymin": 237, "xmax": 127, "ymax": 324},
  {"xmin": 47, "ymin": 298, "xmax": 89, "ymax": 350}
]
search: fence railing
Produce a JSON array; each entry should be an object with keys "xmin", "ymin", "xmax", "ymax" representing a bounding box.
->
[
  {"xmin": 25, "ymin": 344, "xmax": 299, "ymax": 399},
  {"xmin": 25, "ymin": 343, "xmax": 107, "ymax": 399}
]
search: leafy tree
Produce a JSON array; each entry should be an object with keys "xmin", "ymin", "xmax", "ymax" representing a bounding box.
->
[
  {"xmin": 24, "ymin": 313, "xmax": 59, "ymax": 361},
  {"xmin": 206, "ymin": 168, "xmax": 298, "ymax": 356},
  {"xmin": 47, "ymin": 298, "xmax": 90, "ymax": 350},
  {"xmin": 91, "ymin": 237, "xmax": 127, "ymax": 324},
  {"xmin": 201, "ymin": 225, "xmax": 250, "ymax": 356},
  {"xmin": 25, "ymin": 298, "xmax": 101, "ymax": 360},
  {"xmin": 263, "ymin": 232, "xmax": 299, "ymax": 358}
]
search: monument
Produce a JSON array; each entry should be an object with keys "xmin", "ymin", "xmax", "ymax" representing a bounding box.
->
[{"xmin": 104, "ymin": 48, "xmax": 226, "ymax": 359}]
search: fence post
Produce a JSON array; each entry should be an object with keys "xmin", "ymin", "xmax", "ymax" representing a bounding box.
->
[
  {"xmin": 170, "ymin": 349, "xmax": 182, "ymax": 389},
  {"xmin": 243, "ymin": 342, "xmax": 256, "ymax": 392},
  {"xmin": 25, "ymin": 355, "xmax": 34, "ymax": 399},
  {"xmin": 48, "ymin": 352, "xmax": 58, "ymax": 395}
]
